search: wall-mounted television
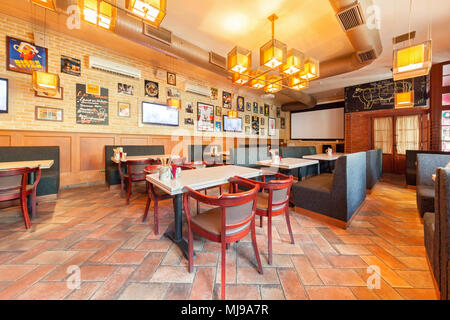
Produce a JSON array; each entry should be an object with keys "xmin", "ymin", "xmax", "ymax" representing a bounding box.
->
[
  {"xmin": 142, "ymin": 101, "xmax": 179, "ymax": 126},
  {"xmin": 0, "ymin": 78, "xmax": 8, "ymax": 113},
  {"xmin": 223, "ymin": 115, "xmax": 242, "ymax": 132}
]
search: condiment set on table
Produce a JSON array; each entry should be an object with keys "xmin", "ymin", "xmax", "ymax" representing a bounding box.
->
[
  {"xmin": 158, "ymin": 156, "xmax": 181, "ymax": 182},
  {"xmin": 113, "ymin": 147, "xmax": 127, "ymax": 161}
]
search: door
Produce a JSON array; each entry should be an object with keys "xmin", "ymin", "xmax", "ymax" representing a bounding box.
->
[{"xmin": 373, "ymin": 117, "xmax": 394, "ymax": 173}]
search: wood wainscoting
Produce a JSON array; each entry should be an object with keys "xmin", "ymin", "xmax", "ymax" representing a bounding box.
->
[{"xmin": 0, "ymin": 129, "xmax": 279, "ymax": 188}]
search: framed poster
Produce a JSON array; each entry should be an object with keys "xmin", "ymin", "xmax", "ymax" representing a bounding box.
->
[
  {"xmin": 276, "ymin": 107, "xmax": 281, "ymax": 118},
  {"xmin": 0, "ymin": 78, "xmax": 8, "ymax": 113},
  {"xmin": 35, "ymin": 106, "xmax": 63, "ymax": 122},
  {"xmin": 211, "ymin": 87, "xmax": 218, "ymax": 101},
  {"xmin": 197, "ymin": 102, "xmax": 214, "ymax": 132},
  {"xmin": 281, "ymin": 117, "xmax": 285, "ymax": 129},
  {"xmin": 145, "ymin": 80, "xmax": 159, "ymax": 98},
  {"xmin": 185, "ymin": 102, "xmax": 193, "ymax": 114},
  {"xmin": 260, "ymin": 106, "xmax": 263, "ymax": 114},
  {"xmin": 223, "ymin": 91, "xmax": 232, "ymax": 109},
  {"xmin": 118, "ymin": 102, "xmax": 131, "ymax": 118},
  {"xmin": 167, "ymin": 87, "xmax": 181, "ymax": 99},
  {"xmin": 246, "ymin": 102, "xmax": 251, "ymax": 111},
  {"xmin": 7, "ymin": 37, "xmax": 47, "ymax": 74},
  {"xmin": 35, "ymin": 87, "xmax": 64, "ymax": 100},
  {"xmin": 237, "ymin": 96, "xmax": 245, "ymax": 112},
  {"xmin": 268, "ymin": 117, "xmax": 276, "ymax": 136},
  {"xmin": 185, "ymin": 118, "xmax": 194, "ymax": 125},
  {"xmin": 245, "ymin": 114, "xmax": 250, "ymax": 124},
  {"xmin": 167, "ymin": 72, "xmax": 176, "ymax": 86},
  {"xmin": 245, "ymin": 126, "xmax": 250, "ymax": 134},
  {"xmin": 261, "ymin": 117, "xmax": 265, "ymax": 125},
  {"xmin": 264, "ymin": 104, "xmax": 270, "ymax": 116},
  {"xmin": 253, "ymin": 102, "xmax": 258, "ymax": 113},
  {"xmin": 76, "ymin": 83, "xmax": 109, "ymax": 125},
  {"xmin": 215, "ymin": 121, "xmax": 222, "ymax": 132},
  {"xmin": 251, "ymin": 116, "xmax": 259, "ymax": 135},
  {"xmin": 61, "ymin": 56, "xmax": 81, "ymax": 76},
  {"xmin": 215, "ymin": 106, "xmax": 221, "ymax": 117},
  {"xmin": 118, "ymin": 83, "xmax": 134, "ymax": 95}
]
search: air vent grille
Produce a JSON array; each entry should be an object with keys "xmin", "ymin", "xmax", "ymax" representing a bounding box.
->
[
  {"xmin": 336, "ymin": 3, "xmax": 365, "ymax": 31},
  {"xmin": 143, "ymin": 23, "xmax": 172, "ymax": 46},
  {"xmin": 209, "ymin": 52, "xmax": 226, "ymax": 69},
  {"xmin": 357, "ymin": 49, "xmax": 376, "ymax": 63}
]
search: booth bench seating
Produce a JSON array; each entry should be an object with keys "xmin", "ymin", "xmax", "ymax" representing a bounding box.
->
[
  {"xmin": 366, "ymin": 149, "xmax": 382, "ymax": 190},
  {"xmin": 280, "ymin": 146, "xmax": 317, "ymax": 179},
  {"xmin": 291, "ymin": 152, "xmax": 366, "ymax": 228},
  {"xmin": 0, "ymin": 146, "xmax": 60, "ymax": 197},
  {"xmin": 406, "ymin": 150, "xmax": 450, "ymax": 186},
  {"xmin": 104, "ymin": 145, "xmax": 165, "ymax": 187},
  {"xmin": 229, "ymin": 146, "xmax": 270, "ymax": 168},
  {"xmin": 188, "ymin": 144, "xmax": 222, "ymax": 163}
]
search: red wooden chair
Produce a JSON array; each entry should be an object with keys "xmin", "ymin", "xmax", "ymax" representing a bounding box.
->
[
  {"xmin": 0, "ymin": 167, "xmax": 41, "ymax": 229},
  {"xmin": 124, "ymin": 159, "xmax": 154, "ymax": 204},
  {"xmin": 143, "ymin": 164, "xmax": 194, "ymax": 235},
  {"xmin": 236, "ymin": 173, "xmax": 294, "ymax": 265},
  {"xmin": 183, "ymin": 177, "xmax": 263, "ymax": 300}
]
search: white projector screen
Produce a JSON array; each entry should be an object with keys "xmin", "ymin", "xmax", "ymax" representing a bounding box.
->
[{"xmin": 291, "ymin": 108, "xmax": 344, "ymax": 140}]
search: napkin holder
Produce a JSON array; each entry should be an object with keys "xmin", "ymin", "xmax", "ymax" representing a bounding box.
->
[
  {"xmin": 326, "ymin": 148, "xmax": 333, "ymax": 156},
  {"xmin": 270, "ymin": 149, "xmax": 280, "ymax": 164},
  {"xmin": 159, "ymin": 166, "xmax": 172, "ymax": 182}
]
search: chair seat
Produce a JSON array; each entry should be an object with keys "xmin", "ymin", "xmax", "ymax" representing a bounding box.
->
[
  {"xmin": 0, "ymin": 185, "xmax": 34, "ymax": 197},
  {"xmin": 256, "ymin": 192, "xmax": 286, "ymax": 212},
  {"xmin": 151, "ymin": 186, "xmax": 171, "ymax": 199},
  {"xmin": 191, "ymin": 207, "xmax": 250, "ymax": 236}
]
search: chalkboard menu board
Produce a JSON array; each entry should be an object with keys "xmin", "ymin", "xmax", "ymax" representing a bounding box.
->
[
  {"xmin": 76, "ymin": 84, "xmax": 109, "ymax": 125},
  {"xmin": 344, "ymin": 76, "xmax": 427, "ymax": 113}
]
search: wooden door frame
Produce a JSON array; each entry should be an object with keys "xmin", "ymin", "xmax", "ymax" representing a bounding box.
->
[{"xmin": 431, "ymin": 60, "xmax": 450, "ymax": 150}]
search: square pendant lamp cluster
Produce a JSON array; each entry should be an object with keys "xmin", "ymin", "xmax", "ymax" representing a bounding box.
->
[{"xmin": 227, "ymin": 14, "xmax": 319, "ymax": 94}]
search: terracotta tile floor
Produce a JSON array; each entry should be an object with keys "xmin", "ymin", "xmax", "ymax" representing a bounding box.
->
[{"xmin": 0, "ymin": 174, "xmax": 439, "ymax": 300}]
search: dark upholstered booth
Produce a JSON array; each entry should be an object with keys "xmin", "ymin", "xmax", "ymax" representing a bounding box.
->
[
  {"xmin": 229, "ymin": 146, "xmax": 270, "ymax": 168},
  {"xmin": 291, "ymin": 152, "xmax": 366, "ymax": 226},
  {"xmin": 336, "ymin": 143, "xmax": 345, "ymax": 153},
  {"xmin": 105, "ymin": 145, "xmax": 165, "ymax": 187},
  {"xmin": 366, "ymin": 149, "xmax": 382, "ymax": 189},
  {"xmin": 423, "ymin": 167, "xmax": 450, "ymax": 300},
  {"xmin": 0, "ymin": 146, "xmax": 60, "ymax": 196},
  {"xmin": 280, "ymin": 146, "xmax": 317, "ymax": 179},
  {"xmin": 406, "ymin": 150, "xmax": 450, "ymax": 186},
  {"xmin": 416, "ymin": 154, "xmax": 450, "ymax": 217},
  {"xmin": 188, "ymin": 144, "xmax": 222, "ymax": 163}
]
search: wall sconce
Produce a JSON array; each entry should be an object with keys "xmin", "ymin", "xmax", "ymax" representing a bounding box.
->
[{"xmin": 32, "ymin": 71, "xmax": 60, "ymax": 96}]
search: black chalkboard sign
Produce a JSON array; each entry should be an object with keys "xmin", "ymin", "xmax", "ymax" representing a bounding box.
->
[
  {"xmin": 344, "ymin": 76, "xmax": 427, "ymax": 113},
  {"xmin": 76, "ymin": 84, "xmax": 109, "ymax": 125}
]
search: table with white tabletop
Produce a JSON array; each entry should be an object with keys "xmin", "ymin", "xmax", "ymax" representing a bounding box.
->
[
  {"xmin": 111, "ymin": 154, "xmax": 177, "ymax": 163},
  {"xmin": 302, "ymin": 153, "xmax": 346, "ymax": 172},
  {"xmin": 256, "ymin": 157, "xmax": 319, "ymax": 170},
  {"xmin": 146, "ymin": 165, "xmax": 262, "ymax": 257}
]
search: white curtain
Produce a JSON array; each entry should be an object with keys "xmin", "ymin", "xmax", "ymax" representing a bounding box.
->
[
  {"xmin": 396, "ymin": 115, "xmax": 420, "ymax": 155},
  {"xmin": 373, "ymin": 117, "xmax": 393, "ymax": 154}
]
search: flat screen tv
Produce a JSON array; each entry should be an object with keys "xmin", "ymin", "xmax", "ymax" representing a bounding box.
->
[
  {"xmin": 142, "ymin": 102, "xmax": 179, "ymax": 126},
  {"xmin": 223, "ymin": 115, "xmax": 242, "ymax": 132}
]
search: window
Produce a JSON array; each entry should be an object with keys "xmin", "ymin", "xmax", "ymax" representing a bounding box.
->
[
  {"xmin": 396, "ymin": 115, "xmax": 420, "ymax": 155},
  {"xmin": 442, "ymin": 111, "xmax": 450, "ymax": 151},
  {"xmin": 373, "ymin": 117, "xmax": 393, "ymax": 154}
]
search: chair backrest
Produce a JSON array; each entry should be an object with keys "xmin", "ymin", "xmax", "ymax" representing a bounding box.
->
[
  {"xmin": 188, "ymin": 145, "xmax": 222, "ymax": 163},
  {"xmin": 417, "ymin": 154, "xmax": 450, "ymax": 187},
  {"xmin": 332, "ymin": 152, "xmax": 366, "ymax": 220},
  {"xmin": 126, "ymin": 159, "xmax": 154, "ymax": 178},
  {"xmin": 0, "ymin": 167, "xmax": 30, "ymax": 198},
  {"xmin": 184, "ymin": 178, "xmax": 259, "ymax": 237},
  {"xmin": 434, "ymin": 167, "xmax": 450, "ymax": 299},
  {"xmin": 262, "ymin": 173, "xmax": 293, "ymax": 211}
]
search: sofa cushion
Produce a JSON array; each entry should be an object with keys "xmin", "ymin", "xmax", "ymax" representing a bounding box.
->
[
  {"xmin": 417, "ymin": 185, "xmax": 435, "ymax": 217},
  {"xmin": 291, "ymin": 174, "xmax": 333, "ymax": 214}
]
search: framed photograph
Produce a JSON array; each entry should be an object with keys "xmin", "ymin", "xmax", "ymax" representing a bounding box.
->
[
  {"xmin": 167, "ymin": 87, "xmax": 181, "ymax": 99},
  {"xmin": 7, "ymin": 37, "xmax": 48, "ymax": 74},
  {"xmin": 260, "ymin": 128, "xmax": 266, "ymax": 136},
  {"xmin": 61, "ymin": 56, "xmax": 81, "ymax": 76},
  {"xmin": 264, "ymin": 104, "xmax": 270, "ymax": 116},
  {"xmin": 35, "ymin": 87, "xmax": 64, "ymax": 100},
  {"xmin": 268, "ymin": 117, "xmax": 276, "ymax": 136},
  {"xmin": 0, "ymin": 78, "xmax": 8, "ymax": 113},
  {"xmin": 281, "ymin": 117, "xmax": 286, "ymax": 129},
  {"xmin": 211, "ymin": 87, "xmax": 218, "ymax": 101},
  {"xmin": 197, "ymin": 102, "xmax": 214, "ymax": 132},
  {"xmin": 252, "ymin": 116, "xmax": 259, "ymax": 135},
  {"xmin": 246, "ymin": 102, "xmax": 251, "ymax": 111},
  {"xmin": 118, "ymin": 83, "xmax": 134, "ymax": 95},
  {"xmin": 253, "ymin": 102, "xmax": 258, "ymax": 114},
  {"xmin": 35, "ymin": 106, "xmax": 63, "ymax": 122},
  {"xmin": 118, "ymin": 102, "xmax": 131, "ymax": 118},
  {"xmin": 245, "ymin": 114, "xmax": 250, "ymax": 124},
  {"xmin": 223, "ymin": 91, "xmax": 232, "ymax": 109},
  {"xmin": 276, "ymin": 107, "xmax": 281, "ymax": 118},
  {"xmin": 260, "ymin": 106, "xmax": 263, "ymax": 114},
  {"xmin": 167, "ymin": 72, "xmax": 176, "ymax": 86},
  {"xmin": 185, "ymin": 118, "xmax": 194, "ymax": 125},
  {"xmin": 215, "ymin": 121, "xmax": 222, "ymax": 132},
  {"xmin": 261, "ymin": 117, "xmax": 265, "ymax": 126},
  {"xmin": 185, "ymin": 101, "xmax": 193, "ymax": 114},
  {"xmin": 245, "ymin": 126, "xmax": 250, "ymax": 134},
  {"xmin": 145, "ymin": 80, "xmax": 159, "ymax": 98},
  {"xmin": 237, "ymin": 96, "xmax": 245, "ymax": 112},
  {"xmin": 215, "ymin": 106, "xmax": 221, "ymax": 117}
]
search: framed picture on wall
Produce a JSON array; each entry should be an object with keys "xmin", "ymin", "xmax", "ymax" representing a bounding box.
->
[
  {"xmin": 197, "ymin": 102, "xmax": 214, "ymax": 132},
  {"xmin": 211, "ymin": 87, "xmax": 218, "ymax": 101},
  {"xmin": 167, "ymin": 72, "xmax": 176, "ymax": 86},
  {"xmin": 281, "ymin": 117, "xmax": 285, "ymax": 129},
  {"xmin": 61, "ymin": 56, "xmax": 81, "ymax": 76},
  {"xmin": 0, "ymin": 78, "xmax": 8, "ymax": 113},
  {"xmin": 118, "ymin": 102, "xmax": 131, "ymax": 118},
  {"xmin": 35, "ymin": 106, "xmax": 63, "ymax": 122},
  {"xmin": 145, "ymin": 80, "xmax": 159, "ymax": 98},
  {"xmin": 260, "ymin": 106, "xmax": 263, "ymax": 114},
  {"xmin": 253, "ymin": 102, "xmax": 258, "ymax": 113},
  {"xmin": 215, "ymin": 106, "xmax": 221, "ymax": 116},
  {"xmin": 268, "ymin": 117, "xmax": 276, "ymax": 136},
  {"xmin": 118, "ymin": 83, "xmax": 134, "ymax": 96},
  {"xmin": 215, "ymin": 121, "xmax": 222, "ymax": 132},
  {"xmin": 185, "ymin": 118, "xmax": 194, "ymax": 125},
  {"xmin": 245, "ymin": 114, "xmax": 250, "ymax": 124},
  {"xmin": 264, "ymin": 104, "xmax": 270, "ymax": 116},
  {"xmin": 276, "ymin": 107, "xmax": 281, "ymax": 118},
  {"xmin": 252, "ymin": 116, "xmax": 259, "ymax": 135},
  {"xmin": 261, "ymin": 117, "xmax": 265, "ymax": 126},
  {"xmin": 35, "ymin": 87, "xmax": 64, "ymax": 100},
  {"xmin": 7, "ymin": 37, "xmax": 48, "ymax": 74},
  {"xmin": 246, "ymin": 102, "xmax": 251, "ymax": 111},
  {"xmin": 185, "ymin": 102, "xmax": 194, "ymax": 114},
  {"xmin": 223, "ymin": 91, "xmax": 232, "ymax": 109},
  {"xmin": 245, "ymin": 126, "xmax": 250, "ymax": 134},
  {"xmin": 237, "ymin": 96, "xmax": 245, "ymax": 112}
]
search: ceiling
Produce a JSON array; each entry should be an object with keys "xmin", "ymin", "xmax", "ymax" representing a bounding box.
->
[{"xmin": 160, "ymin": 0, "xmax": 450, "ymax": 102}]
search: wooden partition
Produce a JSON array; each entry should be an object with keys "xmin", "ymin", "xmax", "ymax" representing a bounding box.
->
[{"xmin": 0, "ymin": 129, "xmax": 279, "ymax": 188}]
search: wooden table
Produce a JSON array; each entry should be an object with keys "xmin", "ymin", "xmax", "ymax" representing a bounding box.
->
[
  {"xmin": 146, "ymin": 165, "xmax": 262, "ymax": 257},
  {"xmin": 0, "ymin": 160, "xmax": 54, "ymax": 170},
  {"xmin": 111, "ymin": 155, "xmax": 178, "ymax": 163}
]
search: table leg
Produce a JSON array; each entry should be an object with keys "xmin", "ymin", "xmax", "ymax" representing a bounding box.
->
[
  {"xmin": 164, "ymin": 193, "xmax": 195, "ymax": 259},
  {"xmin": 317, "ymin": 162, "xmax": 320, "ymax": 175}
]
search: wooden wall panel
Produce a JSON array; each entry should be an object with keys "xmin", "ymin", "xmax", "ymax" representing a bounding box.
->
[
  {"xmin": 0, "ymin": 135, "xmax": 11, "ymax": 146},
  {"xmin": 119, "ymin": 136, "xmax": 149, "ymax": 145},
  {"xmin": 79, "ymin": 136, "xmax": 115, "ymax": 171}
]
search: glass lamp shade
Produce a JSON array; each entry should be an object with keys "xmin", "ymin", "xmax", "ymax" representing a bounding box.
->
[
  {"xmin": 395, "ymin": 91, "xmax": 414, "ymax": 108},
  {"xmin": 260, "ymin": 39, "xmax": 287, "ymax": 69},
  {"xmin": 227, "ymin": 46, "xmax": 252, "ymax": 74},
  {"xmin": 299, "ymin": 57, "xmax": 319, "ymax": 80},
  {"xmin": 393, "ymin": 40, "xmax": 432, "ymax": 81},
  {"xmin": 167, "ymin": 98, "xmax": 181, "ymax": 108},
  {"xmin": 79, "ymin": 0, "xmax": 116, "ymax": 30},
  {"xmin": 232, "ymin": 72, "xmax": 249, "ymax": 85},
  {"xmin": 32, "ymin": 71, "xmax": 60, "ymax": 96},
  {"xmin": 287, "ymin": 75, "xmax": 308, "ymax": 90},
  {"xmin": 250, "ymin": 73, "xmax": 266, "ymax": 89},
  {"xmin": 31, "ymin": 0, "xmax": 55, "ymax": 10},
  {"xmin": 264, "ymin": 75, "xmax": 282, "ymax": 93},
  {"xmin": 127, "ymin": 0, "xmax": 167, "ymax": 27},
  {"xmin": 280, "ymin": 48, "xmax": 305, "ymax": 75}
]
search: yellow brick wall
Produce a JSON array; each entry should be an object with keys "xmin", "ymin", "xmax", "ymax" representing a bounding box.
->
[{"xmin": 0, "ymin": 13, "xmax": 289, "ymax": 141}]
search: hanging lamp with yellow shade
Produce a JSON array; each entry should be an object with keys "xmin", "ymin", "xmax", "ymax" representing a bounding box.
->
[
  {"xmin": 30, "ymin": 0, "xmax": 55, "ymax": 10},
  {"xmin": 264, "ymin": 75, "xmax": 282, "ymax": 94},
  {"xmin": 393, "ymin": 40, "xmax": 431, "ymax": 81},
  {"xmin": 287, "ymin": 74, "xmax": 308, "ymax": 91},
  {"xmin": 395, "ymin": 91, "xmax": 415, "ymax": 108},
  {"xmin": 280, "ymin": 48, "xmax": 304, "ymax": 75},
  {"xmin": 299, "ymin": 57, "xmax": 319, "ymax": 80},
  {"xmin": 227, "ymin": 46, "xmax": 252, "ymax": 74},
  {"xmin": 127, "ymin": 0, "xmax": 167, "ymax": 27},
  {"xmin": 232, "ymin": 72, "xmax": 249, "ymax": 85},
  {"xmin": 260, "ymin": 14, "xmax": 287, "ymax": 69},
  {"xmin": 78, "ymin": 0, "xmax": 116, "ymax": 31}
]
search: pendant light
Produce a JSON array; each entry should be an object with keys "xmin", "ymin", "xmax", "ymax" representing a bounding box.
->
[{"xmin": 127, "ymin": 0, "xmax": 167, "ymax": 28}]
